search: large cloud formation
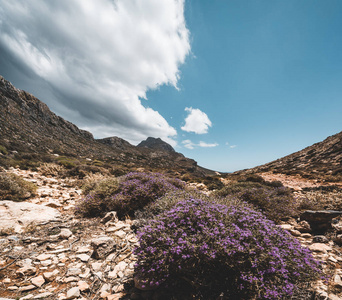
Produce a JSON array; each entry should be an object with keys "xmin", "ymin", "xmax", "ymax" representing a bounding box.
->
[{"xmin": 0, "ymin": 0, "xmax": 190, "ymax": 145}]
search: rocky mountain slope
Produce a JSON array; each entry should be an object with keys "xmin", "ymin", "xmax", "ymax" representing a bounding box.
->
[
  {"xmin": 242, "ymin": 131, "xmax": 342, "ymax": 181},
  {"xmin": 137, "ymin": 137, "xmax": 175, "ymax": 152},
  {"xmin": 0, "ymin": 76, "xmax": 213, "ymax": 177}
]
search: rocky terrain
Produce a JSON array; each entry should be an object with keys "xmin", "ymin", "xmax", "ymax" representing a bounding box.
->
[
  {"xmin": 241, "ymin": 131, "xmax": 342, "ymax": 182},
  {"xmin": 0, "ymin": 76, "xmax": 213, "ymax": 177},
  {"xmin": 0, "ymin": 168, "xmax": 140, "ymax": 300},
  {"xmin": 1, "ymin": 169, "xmax": 342, "ymax": 299}
]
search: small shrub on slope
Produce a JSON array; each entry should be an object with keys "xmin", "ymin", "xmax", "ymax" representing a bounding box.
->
[
  {"xmin": 134, "ymin": 198, "xmax": 321, "ymax": 300},
  {"xmin": 76, "ymin": 172, "xmax": 185, "ymax": 218},
  {"xmin": 214, "ymin": 182, "xmax": 296, "ymax": 222},
  {"xmin": 0, "ymin": 172, "xmax": 37, "ymax": 201}
]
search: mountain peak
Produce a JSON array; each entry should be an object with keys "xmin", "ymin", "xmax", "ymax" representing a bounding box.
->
[{"xmin": 137, "ymin": 137, "xmax": 175, "ymax": 152}]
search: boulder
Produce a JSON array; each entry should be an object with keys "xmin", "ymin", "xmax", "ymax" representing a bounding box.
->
[
  {"xmin": 300, "ymin": 210, "xmax": 342, "ymax": 233},
  {"xmin": 91, "ymin": 236, "xmax": 116, "ymax": 259},
  {"xmin": 0, "ymin": 201, "xmax": 61, "ymax": 232}
]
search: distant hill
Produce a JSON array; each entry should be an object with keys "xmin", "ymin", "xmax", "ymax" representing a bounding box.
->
[
  {"xmin": 0, "ymin": 75, "xmax": 214, "ymax": 176},
  {"xmin": 137, "ymin": 137, "xmax": 175, "ymax": 152},
  {"xmin": 242, "ymin": 131, "xmax": 342, "ymax": 181}
]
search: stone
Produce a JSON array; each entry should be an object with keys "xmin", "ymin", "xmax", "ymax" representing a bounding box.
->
[
  {"xmin": 300, "ymin": 210, "xmax": 342, "ymax": 233},
  {"xmin": 279, "ymin": 224, "xmax": 292, "ymax": 230},
  {"xmin": 92, "ymin": 262, "xmax": 102, "ymax": 272},
  {"xmin": 289, "ymin": 229, "xmax": 301, "ymax": 237},
  {"xmin": 31, "ymin": 275, "xmax": 45, "ymax": 287},
  {"xmin": 20, "ymin": 285, "xmax": 36, "ymax": 292},
  {"xmin": 17, "ymin": 265, "xmax": 37, "ymax": 276},
  {"xmin": 91, "ymin": 236, "xmax": 116, "ymax": 259},
  {"xmin": 334, "ymin": 234, "xmax": 342, "ymax": 245},
  {"xmin": 64, "ymin": 276, "xmax": 79, "ymax": 283},
  {"xmin": 78, "ymin": 280, "xmax": 90, "ymax": 292},
  {"xmin": 0, "ymin": 201, "xmax": 61, "ymax": 232},
  {"xmin": 100, "ymin": 283, "xmax": 112, "ymax": 293},
  {"xmin": 36, "ymin": 253, "xmax": 51, "ymax": 261},
  {"xmin": 33, "ymin": 292, "xmax": 53, "ymax": 299},
  {"xmin": 313, "ymin": 235, "xmax": 329, "ymax": 243},
  {"xmin": 59, "ymin": 228, "xmax": 73, "ymax": 239},
  {"xmin": 301, "ymin": 233, "xmax": 312, "ymax": 238},
  {"xmin": 19, "ymin": 294, "xmax": 34, "ymax": 300},
  {"xmin": 295, "ymin": 220, "xmax": 311, "ymax": 233},
  {"xmin": 66, "ymin": 268, "xmax": 82, "ymax": 276},
  {"xmin": 66, "ymin": 287, "xmax": 80, "ymax": 299},
  {"xmin": 101, "ymin": 211, "xmax": 118, "ymax": 224},
  {"xmin": 114, "ymin": 230, "xmax": 126, "ymax": 239},
  {"xmin": 309, "ymin": 243, "xmax": 332, "ymax": 254},
  {"xmin": 333, "ymin": 274, "xmax": 342, "ymax": 288},
  {"xmin": 43, "ymin": 269, "xmax": 59, "ymax": 281},
  {"xmin": 76, "ymin": 246, "xmax": 91, "ymax": 253},
  {"xmin": 41, "ymin": 259, "xmax": 52, "ymax": 266},
  {"xmin": 76, "ymin": 254, "xmax": 90, "ymax": 262}
]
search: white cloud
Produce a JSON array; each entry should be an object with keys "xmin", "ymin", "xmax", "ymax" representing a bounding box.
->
[
  {"xmin": 198, "ymin": 141, "xmax": 219, "ymax": 148},
  {"xmin": 226, "ymin": 142, "xmax": 237, "ymax": 149},
  {"xmin": 182, "ymin": 140, "xmax": 218, "ymax": 150},
  {"xmin": 181, "ymin": 107, "xmax": 212, "ymax": 134},
  {"xmin": 0, "ymin": 0, "xmax": 190, "ymax": 144}
]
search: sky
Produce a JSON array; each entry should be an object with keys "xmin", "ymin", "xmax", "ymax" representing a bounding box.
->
[{"xmin": 1, "ymin": 0, "xmax": 342, "ymax": 172}]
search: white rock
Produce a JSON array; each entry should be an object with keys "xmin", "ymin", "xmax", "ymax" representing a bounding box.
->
[
  {"xmin": 43, "ymin": 269, "xmax": 59, "ymax": 282},
  {"xmin": 36, "ymin": 254, "xmax": 51, "ymax": 261},
  {"xmin": 33, "ymin": 292, "xmax": 53, "ymax": 299},
  {"xmin": 31, "ymin": 275, "xmax": 45, "ymax": 287},
  {"xmin": 0, "ymin": 201, "xmax": 61, "ymax": 232},
  {"xmin": 92, "ymin": 262, "xmax": 102, "ymax": 272},
  {"xmin": 76, "ymin": 254, "xmax": 90, "ymax": 262},
  {"xmin": 309, "ymin": 243, "xmax": 332, "ymax": 254},
  {"xmin": 66, "ymin": 268, "xmax": 82, "ymax": 276},
  {"xmin": 66, "ymin": 287, "xmax": 80, "ymax": 299},
  {"xmin": 78, "ymin": 280, "xmax": 90, "ymax": 292},
  {"xmin": 59, "ymin": 228, "xmax": 73, "ymax": 239}
]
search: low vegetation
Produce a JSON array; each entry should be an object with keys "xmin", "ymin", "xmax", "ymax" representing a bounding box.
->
[
  {"xmin": 0, "ymin": 172, "xmax": 37, "ymax": 201},
  {"xmin": 135, "ymin": 198, "xmax": 321, "ymax": 299},
  {"xmin": 75, "ymin": 172, "xmax": 186, "ymax": 218},
  {"xmin": 213, "ymin": 176, "xmax": 296, "ymax": 223}
]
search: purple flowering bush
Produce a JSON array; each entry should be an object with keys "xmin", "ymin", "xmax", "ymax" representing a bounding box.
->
[
  {"xmin": 76, "ymin": 172, "xmax": 185, "ymax": 218},
  {"xmin": 134, "ymin": 198, "xmax": 321, "ymax": 299}
]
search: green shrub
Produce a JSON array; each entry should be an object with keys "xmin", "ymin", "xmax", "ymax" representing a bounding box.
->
[
  {"xmin": 135, "ymin": 199, "xmax": 321, "ymax": 299},
  {"xmin": 0, "ymin": 145, "xmax": 8, "ymax": 155},
  {"xmin": 214, "ymin": 182, "xmax": 296, "ymax": 222},
  {"xmin": 0, "ymin": 172, "xmax": 37, "ymax": 201}
]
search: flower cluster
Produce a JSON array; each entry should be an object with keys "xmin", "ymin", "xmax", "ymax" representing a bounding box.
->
[
  {"xmin": 75, "ymin": 172, "xmax": 185, "ymax": 218},
  {"xmin": 134, "ymin": 198, "xmax": 321, "ymax": 299}
]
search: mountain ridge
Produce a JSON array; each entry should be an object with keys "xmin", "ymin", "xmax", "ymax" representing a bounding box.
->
[
  {"xmin": 0, "ymin": 75, "xmax": 214, "ymax": 176},
  {"xmin": 240, "ymin": 131, "xmax": 342, "ymax": 181}
]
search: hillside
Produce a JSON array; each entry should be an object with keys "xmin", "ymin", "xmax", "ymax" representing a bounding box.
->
[
  {"xmin": 0, "ymin": 76, "xmax": 213, "ymax": 177},
  {"xmin": 240, "ymin": 131, "xmax": 342, "ymax": 181}
]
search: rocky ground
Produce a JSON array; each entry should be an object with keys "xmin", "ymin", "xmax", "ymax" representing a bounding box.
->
[
  {"xmin": 0, "ymin": 169, "xmax": 144, "ymax": 300},
  {"xmin": 1, "ymin": 170, "xmax": 342, "ymax": 299}
]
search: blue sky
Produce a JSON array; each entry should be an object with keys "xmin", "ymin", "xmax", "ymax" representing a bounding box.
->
[
  {"xmin": 148, "ymin": 0, "xmax": 342, "ymax": 171},
  {"xmin": 1, "ymin": 1, "xmax": 342, "ymax": 172}
]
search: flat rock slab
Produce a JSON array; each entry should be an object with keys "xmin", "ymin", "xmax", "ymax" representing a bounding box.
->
[
  {"xmin": 300, "ymin": 210, "xmax": 342, "ymax": 233},
  {"xmin": 0, "ymin": 200, "xmax": 61, "ymax": 231}
]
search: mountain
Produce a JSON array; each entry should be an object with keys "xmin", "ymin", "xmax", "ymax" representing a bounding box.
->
[
  {"xmin": 97, "ymin": 137, "xmax": 133, "ymax": 151},
  {"xmin": 243, "ymin": 131, "xmax": 342, "ymax": 180},
  {"xmin": 137, "ymin": 137, "xmax": 175, "ymax": 152},
  {"xmin": 0, "ymin": 76, "xmax": 214, "ymax": 176}
]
